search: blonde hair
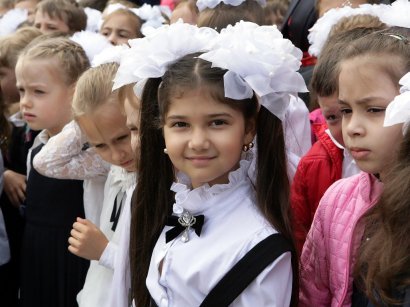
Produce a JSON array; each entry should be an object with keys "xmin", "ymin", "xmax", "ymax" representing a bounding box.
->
[
  {"xmin": 72, "ymin": 62, "xmax": 119, "ymax": 117},
  {"xmin": 106, "ymin": 0, "xmax": 137, "ymax": 8},
  {"xmin": 19, "ymin": 37, "xmax": 90, "ymax": 85},
  {"xmin": 0, "ymin": 27, "xmax": 42, "ymax": 68},
  {"xmin": 36, "ymin": 0, "xmax": 87, "ymax": 33}
]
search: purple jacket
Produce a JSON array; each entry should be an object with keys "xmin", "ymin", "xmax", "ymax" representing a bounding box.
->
[{"xmin": 299, "ymin": 172, "xmax": 383, "ymax": 307}]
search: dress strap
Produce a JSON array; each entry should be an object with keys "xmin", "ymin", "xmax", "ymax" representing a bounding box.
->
[{"xmin": 200, "ymin": 233, "xmax": 291, "ymax": 307}]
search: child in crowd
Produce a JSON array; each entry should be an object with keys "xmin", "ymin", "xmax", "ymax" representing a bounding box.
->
[
  {"xmin": 115, "ymin": 21, "xmax": 306, "ymax": 306},
  {"xmin": 264, "ymin": 0, "xmax": 289, "ymax": 27},
  {"xmin": 300, "ymin": 27, "xmax": 410, "ymax": 306},
  {"xmin": 196, "ymin": 0, "xmax": 265, "ymax": 31},
  {"xmin": 15, "ymin": 0, "xmax": 41, "ymax": 23},
  {"xmin": 16, "ymin": 37, "xmax": 90, "ymax": 306},
  {"xmin": 291, "ymin": 26, "xmax": 385, "ymax": 254},
  {"xmin": 34, "ymin": 62, "xmax": 138, "ymax": 307},
  {"xmin": 34, "ymin": 0, "xmax": 87, "ymax": 34},
  {"xmin": 100, "ymin": 7, "xmax": 143, "ymax": 45},
  {"xmin": 0, "ymin": 26, "xmax": 41, "ymax": 307},
  {"xmin": 355, "ymin": 72, "xmax": 410, "ymax": 305},
  {"xmin": 170, "ymin": 0, "xmax": 198, "ymax": 24}
]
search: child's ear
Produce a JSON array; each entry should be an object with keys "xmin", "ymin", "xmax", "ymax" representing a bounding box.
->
[{"xmin": 244, "ymin": 116, "xmax": 257, "ymax": 144}]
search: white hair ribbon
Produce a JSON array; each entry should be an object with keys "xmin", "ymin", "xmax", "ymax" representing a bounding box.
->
[
  {"xmin": 196, "ymin": 0, "xmax": 266, "ymax": 11},
  {"xmin": 384, "ymin": 72, "xmax": 410, "ymax": 134}
]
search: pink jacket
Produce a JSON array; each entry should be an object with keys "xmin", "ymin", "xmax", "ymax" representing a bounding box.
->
[{"xmin": 299, "ymin": 172, "xmax": 383, "ymax": 307}]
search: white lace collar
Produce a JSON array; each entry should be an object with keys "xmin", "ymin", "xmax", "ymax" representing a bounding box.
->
[
  {"xmin": 171, "ymin": 158, "xmax": 252, "ymax": 216},
  {"xmin": 110, "ymin": 165, "xmax": 137, "ymax": 192}
]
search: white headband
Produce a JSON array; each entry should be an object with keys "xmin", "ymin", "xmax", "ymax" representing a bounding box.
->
[
  {"xmin": 378, "ymin": 0, "xmax": 410, "ymax": 29},
  {"xmin": 384, "ymin": 72, "xmax": 410, "ymax": 135},
  {"xmin": 308, "ymin": 4, "xmax": 384, "ymax": 57},
  {"xmin": 101, "ymin": 3, "xmax": 166, "ymax": 36},
  {"xmin": 196, "ymin": 0, "xmax": 266, "ymax": 12},
  {"xmin": 113, "ymin": 21, "xmax": 307, "ymax": 121},
  {"xmin": 0, "ymin": 8, "xmax": 28, "ymax": 37}
]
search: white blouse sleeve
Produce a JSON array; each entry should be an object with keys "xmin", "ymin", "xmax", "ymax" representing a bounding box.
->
[
  {"xmin": 99, "ymin": 241, "xmax": 117, "ymax": 270},
  {"xmin": 232, "ymin": 252, "xmax": 293, "ymax": 306},
  {"xmin": 33, "ymin": 120, "xmax": 110, "ymax": 180}
]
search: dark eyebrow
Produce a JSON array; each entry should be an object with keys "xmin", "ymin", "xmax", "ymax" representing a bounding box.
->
[{"xmin": 166, "ymin": 113, "xmax": 234, "ymax": 120}]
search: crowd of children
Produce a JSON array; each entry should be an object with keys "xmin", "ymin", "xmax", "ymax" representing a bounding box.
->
[{"xmin": 0, "ymin": 0, "xmax": 409, "ymax": 306}]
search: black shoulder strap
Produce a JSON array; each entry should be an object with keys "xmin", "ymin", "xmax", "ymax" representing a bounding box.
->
[{"xmin": 200, "ymin": 233, "xmax": 291, "ymax": 307}]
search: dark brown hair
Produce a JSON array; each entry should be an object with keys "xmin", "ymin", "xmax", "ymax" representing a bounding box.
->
[
  {"xmin": 130, "ymin": 53, "xmax": 297, "ymax": 306},
  {"xmin": 356, "ymin": 128, "xmax": 410, "ymax": 305},
  {"xmin": 197, "ymin": 0, "xmax": 265, "ymax": 32}
]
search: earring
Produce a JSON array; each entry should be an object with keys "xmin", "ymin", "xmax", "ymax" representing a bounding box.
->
[
  {"xmin": 242, "ymin": 142, "xmax": 254, "ymax": 152},
  {"xmin": 163, "ymin": 148, "xmax": 168, "ymax": 154}
]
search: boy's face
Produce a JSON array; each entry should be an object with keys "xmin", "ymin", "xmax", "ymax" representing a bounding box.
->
[
  {"xmin": 0, "ymin": 66, "xmax": 19, "ymax": 105},
  {"xmin": 34, "ymin": 10, "xmax": 70, "ymax": 34},
  {"xmin": 318, "ymin": 93, "xmax": 344, "ymax": 146}
]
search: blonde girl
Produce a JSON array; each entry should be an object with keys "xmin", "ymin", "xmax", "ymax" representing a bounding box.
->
[
  {"xmin": 16, "ymin": 37, "xmax": 90, "ymax": 306},
  {"xmin": 33, "ymin": 62, "xmax": 140, "ymax": 307},
  {"xmin": 300, "ymin": 27, "xmax": 410, "ymax": 306}
]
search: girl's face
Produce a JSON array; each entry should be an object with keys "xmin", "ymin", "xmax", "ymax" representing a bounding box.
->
[
  {"xmin": 123, "ymin": 93, "xmax": 141, "ymax": 156},
  {"xmin": 77, "ymin": 102, "xmax": 136, "ymax": 172},
  {"xmin": 34, "ymin": 10, "xmax": 70, "ymax": 34},
  {"xmin": 100, "ymin": 12, "xmax": 139, "ymax": 46},
  {"xmin": 16, "ymin": 57, "xmax": 74, "ymax": 136},
  {"xmin": 338, "ymin": 57, "xmax": 403, "ymax": 179},
  {"xmin": 163, "ymin": 88, "xmax": 255, "ymax": 189},
  {"xmin": 0, "ymin": 66, "xmax": 19, "ymax": 105}
]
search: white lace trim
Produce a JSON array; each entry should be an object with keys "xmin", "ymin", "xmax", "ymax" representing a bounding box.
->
[{"xmin": 171, "ymin": 158, "xmax": 251, "ymax": 215}]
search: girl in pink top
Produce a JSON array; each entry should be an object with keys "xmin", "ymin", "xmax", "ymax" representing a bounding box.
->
[{"xmin": 299, "ymin": 27, "xmax": 410, "ymax": 307}]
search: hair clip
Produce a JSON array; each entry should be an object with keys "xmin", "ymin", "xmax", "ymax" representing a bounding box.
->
[
  {"xmin": 381, "ymin": 33, "xmax": 409, "ymax": 44},
  {"xmin": 341, "ymin": 0, "xmax": 352, "ymax": 7}
]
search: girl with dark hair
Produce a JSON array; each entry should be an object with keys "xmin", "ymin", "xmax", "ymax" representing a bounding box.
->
[{"xmin": 114, "ymin": 21, "xmax": 307, "ymax": 306}]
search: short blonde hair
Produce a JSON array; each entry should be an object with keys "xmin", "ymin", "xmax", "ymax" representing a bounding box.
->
[
  {"xmin": 19, "ymin": 36, "xmax": 90, "ymax": 85},
  {"xmin": 0, "ymin": 27, "xmax": 42, "ymax": 68},
  {"xmin": 72, "ymin": 62, "xmax": 119, "ymax": 117}
]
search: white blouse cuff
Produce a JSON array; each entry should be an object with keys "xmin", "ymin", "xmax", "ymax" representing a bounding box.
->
[{"xmin": 99, "ymin": 241, "xmax": 117, "ymax": 270}]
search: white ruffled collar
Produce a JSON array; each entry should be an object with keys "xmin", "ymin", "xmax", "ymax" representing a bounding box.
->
[
  {"xmin": 110, "ymin": 165, "xmax": 137, "ymax": 192},
  {"xmin": 171, "ymin": 159, "xmax": 252, "ymax": 216}
]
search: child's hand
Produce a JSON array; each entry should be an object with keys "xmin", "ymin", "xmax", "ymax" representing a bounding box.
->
[
  {"xmin": 4, "ymin": 170, "xmax": 26, "ymax": 207},
  {"xmin": 68, "ymin": 217, "xmax": 109, "ymax": 261}
]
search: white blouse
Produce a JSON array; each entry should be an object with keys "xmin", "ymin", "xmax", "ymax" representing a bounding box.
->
[
  {"xmin": 33, "ymin": 120, "xmax": 109, "ymax": 225},
  {"xmin": 78, "ymin": 166, "xmax": 136, "ymax": 307},
  {"xmin": 147, "ymin": 160, "xmax": 292, "ymax": 307}
]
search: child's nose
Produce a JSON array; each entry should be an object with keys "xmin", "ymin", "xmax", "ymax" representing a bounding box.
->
[
  {"xmin": 188, "ymin": 128, "xmax": 209, "ymax": 150},
  {"xmin": 20, "ymin": 94, "xmax": 32, "ymax": 108},
  {"xmin": 345, "ymin": 113, "xmax": 365, "ymax": 137},
  {"xmin": 108, "ymin": 33, "xmax": 118, "ymax": 46}
]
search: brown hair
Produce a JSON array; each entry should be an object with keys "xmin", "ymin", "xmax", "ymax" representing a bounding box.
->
[
  {"xmin": 72, "ymin": 63, "xmax": 119, "ymax": 117},
  {"xmin": 101, "ymin": 8, "xmax": 143, "ymax": 38},
  {"xmin": 264, "ymin": 0, "xmax": 290, "ymax": 26},
  {"xmin": 36, "ymin": 0, "xmax": 87, "ymax": 33},
  {"xmin": 329, "ymin": 14, "xmax": 386, "ymax": 38},
  {"xmin": 0, "ymin": 27, "xmax": 42, "ymax": 69},
  {"xmin": 337, "ymin": 27, "xmax": 410, "ymax": 92},
  {"xmin": 197, "ymin": 0, "xmax": 265, "ymax": 32},
  {"xmin": 356, "ymin": 129, "xmax": 410, "ymax": 305},
  {"xmin": 19, "ymin": 36, "xmax": 90, "ymax": 85},
  {"xmin": 311, "ymin": 26, "xmax": 386, "ymax": 99},
  {"xmin": 130, "ymin": 53, "xmax": 297, "ymax": 306}
]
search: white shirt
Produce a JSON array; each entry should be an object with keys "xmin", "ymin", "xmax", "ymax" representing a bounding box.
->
[
  {"xmin": 78, "ymin": 166, "xmax": 136, "ymax": 307},
  {"xmin": 147, "ymin": 160, "xmax": 292, "ymax": 307}
]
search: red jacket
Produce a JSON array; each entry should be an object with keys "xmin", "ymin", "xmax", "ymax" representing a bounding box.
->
[{"xmin": 291, "ymin": 123, "xmax": 343, "ymax": 255}]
